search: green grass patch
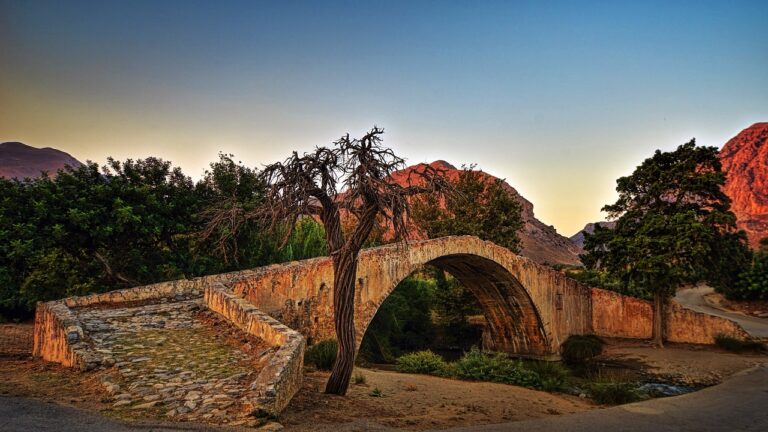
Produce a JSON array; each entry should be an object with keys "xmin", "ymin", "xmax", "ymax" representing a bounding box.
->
[{"xmin": 588, "ymin": 379, "xmax": 643, "ymax": 405}]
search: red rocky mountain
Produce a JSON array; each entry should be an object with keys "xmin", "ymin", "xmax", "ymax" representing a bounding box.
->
[
  {"xmin": 0, "ymin": 142, "xmax": 82, "ymax": 179},
  {"xmin": 390, "ymin": 160, "xmax": 582, "ymax": 266},
  {"xmin": 720, "ymin": 123, "xmax": 768, "ymax": 248}
]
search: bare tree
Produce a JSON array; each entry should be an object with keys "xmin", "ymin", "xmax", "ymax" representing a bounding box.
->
[{"xmin": 202, "ymin": 127, "xmax": 451, "ymax": 395}]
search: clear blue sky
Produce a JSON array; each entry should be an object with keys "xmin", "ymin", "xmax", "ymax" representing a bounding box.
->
[{"xmin": 1, "ymin": 0, "xmax": 766, "ymax": 235}]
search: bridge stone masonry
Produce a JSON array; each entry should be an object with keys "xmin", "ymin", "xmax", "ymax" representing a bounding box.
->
[{"xmin": 34, "ymin": 235, "xmax": 749, "ymax": 418}]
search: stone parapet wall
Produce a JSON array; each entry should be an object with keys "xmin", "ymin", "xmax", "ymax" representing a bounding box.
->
[
  {"xmin": 204, "ymin": 284, "xmax": 305, "ymax": 416},
  {"xmin": 666, "ymin": 301, "xmax": 749, "ymax": 343},
  {"xmin": 591, "ymin": 288, "xmax": 653, "ymax": 339},
  {"xmin": 32, "ymin": 300, "xmax": 99, "ymax": 370},
  {"xmin": 591, "ymin": 287, "xmax": 751, "ymax": 344}
]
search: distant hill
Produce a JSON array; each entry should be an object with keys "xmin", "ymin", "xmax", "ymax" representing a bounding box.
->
[
  {"xmin": 569, "ymin": 221, "xmax": 616, "ymax": 249},
  {"xmin": 720, "ymin": 123, "xmax": 768, "ymax": 248},
  {"xmin": 0, "ymin": 142, "xmax": 82, "ymax": 179},
  {"xmin": 389, "ymin": 161, "xmax": 582, "ymax": 266}
]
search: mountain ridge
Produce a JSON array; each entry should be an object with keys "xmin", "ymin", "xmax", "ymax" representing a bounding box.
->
[
  {"xmin": 0, "ymin": 142, "xmax": 82, "ymax": 179},
  {"xmin": 390, "ymin": 160, "xmax": 582, "ymax": 266}
]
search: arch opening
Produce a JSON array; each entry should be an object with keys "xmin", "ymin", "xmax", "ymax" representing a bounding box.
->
[{"xmin": 357, "ymin": 253, "xmax": 551, "ymax": 362}]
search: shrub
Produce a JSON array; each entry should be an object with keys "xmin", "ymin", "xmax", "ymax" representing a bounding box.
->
[
  {"xmin": 369, "ymin": 387, "xmax": 383, "ymax": 397},
  {"xmin": 452, "ymin": 348, "xmax": 541, "ymax": 388},
  {"xmin": 561, "ymin": 334, "xmax": 604, "ymax": 364},
  {"xmin": 352, "ymin": 372, "xmax": 367, "ymax": 385},
  {"xmin": 523, "ymin": 361, "xmax": 570, "ymax": 392},
  {"xmin": 305, "ymin": 339, "xmax": 337, "ymax": 370},
  {"xmin": 589, "ymin": 380, "xmax": 642, "ymax": 405},
  {"xmin": 395, "ymin": 350, "xmax": 451, "ymax": 376},
  {"xmin": 714, "ymin": 335, "xmax": 766, "ymax": 353}
]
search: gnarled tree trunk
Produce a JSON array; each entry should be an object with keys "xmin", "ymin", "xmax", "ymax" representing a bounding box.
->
[{"xmin": 324, "ymin": 250, "xmax": 359, "ymax": 395}]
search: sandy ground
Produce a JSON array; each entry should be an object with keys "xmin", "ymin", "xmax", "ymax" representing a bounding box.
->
[
  {"xmin": 281, "ymin": 368, "xmax": 592, "ymax": 431},
  {"xmin": 602, "ymin": 340, "xmax": 767, "ymax": 385}
]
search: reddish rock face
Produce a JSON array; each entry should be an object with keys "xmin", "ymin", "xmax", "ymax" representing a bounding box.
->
[
  {"xmin": 720, "ymin": 123, "xmax": 768, "ymax": 247},
  {"xmin": 389, "ymin": 161, "xmax": 582, "ymax": 266}
]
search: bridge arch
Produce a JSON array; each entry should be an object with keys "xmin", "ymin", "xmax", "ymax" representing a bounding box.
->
[
  {"xmin": 230, "ymin": 236, "xmax": 593, "ymax": 358},
  {"xmin": 359, "ymin": 252, "xmax": 550, "ymax": 356}
]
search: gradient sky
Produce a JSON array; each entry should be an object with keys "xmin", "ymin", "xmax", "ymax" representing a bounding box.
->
[{"xmin": 1, "ymin": 0, "xmax": 767, "ymax": 235}]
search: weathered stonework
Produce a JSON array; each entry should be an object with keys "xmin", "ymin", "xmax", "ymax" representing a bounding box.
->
[
  {"xmin": 230, "ymin": 236, "xmax": 593, "ymax": 357},
  {"xmin": 590, "ymin": 288, "xmax": 653, "ymax": 339},
  {"xmin": 227, "ymin": 236, "xmax": 750, "ymax": 354},
  {"xmin": 33, "ymin": 273, "xmax": 305, "ymax": 417},
  {"xmin": 204, "ymin": 284, "xmax": 305, "ymax": 416},
  {"xmin": 590, "ymin": 287, "xmax": 750, "ymax": 343}
]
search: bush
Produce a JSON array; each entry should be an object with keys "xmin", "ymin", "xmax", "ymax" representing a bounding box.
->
[
  {"xmin": 726, "ymin": 245, "xmax": 768, "ymax": 300},
  {"xmin": 714, "ymin": 335, "xmax": 766, "ymax": 353},
  {"xmin": 523, "ymin": 361, "xmax": 570, "ymax": 392},
  {"xmin": 395, "ymin": 350, "xmax": 451, "ymax": 376},
  {"xmin": 305, "ymin": 339, "xmax": 338, "ymax": 370},
  {"xmin": 394, "ymin": 348, "xmax": 576, "ymax": 392},
  {"xmin": 452, "ymin": 348, "xmax": 541, "ymax": 388},
  {"xmin": 561, "ymin": 334, "xmax": 604, "ymax": 364},
  {"xmin": 353, "ymin": 372, "xmax": 367, "ymax": 385},
  {"xmin": 589, "ymin": 380, "xmax": 642, "ymax": 405}
]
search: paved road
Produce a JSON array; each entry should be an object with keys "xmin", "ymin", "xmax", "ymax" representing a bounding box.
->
[
  {"xmin": 674, "ymin": 286, "xmax": 768, "ymax": 338},
  {"xmin": 0, "ymin": 396, "xmax": 235, "ymax": 432},
  {"xmin": 444, "ymin": 364, "xmax": 768, "ymax": 432}
]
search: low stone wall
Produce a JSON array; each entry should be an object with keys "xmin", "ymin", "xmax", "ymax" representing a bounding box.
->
[
  {"xmin": 666, "ymin": 301, "xmax": 749, "ymax": 343},
  {"xmin": 32, "ymin": 269, "xmax": 265, "ymax": 367},
  {"xmin": 33, "ymin": 301, "xmax": 97, "ymax": 369},
  {"xmin": 591, "ymin": 288, "xmax": 653, "ymax": 339},
  {"xmin": 33, "ymin": 276, "xmax": 205, "ymax": 369},
  {"xmin": 591, "ymin": 287, "xmax": 750, "ymax": 343},
  {"xmin": 204, "ymin": 284, "xmax": 305, "ymax": 416}
]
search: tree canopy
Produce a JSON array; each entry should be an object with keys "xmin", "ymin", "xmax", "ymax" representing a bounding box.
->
[
  {"xmin": 0, "ymin": 154, "xmax": 327, "ymax": 321},
  {"xmin": 412, "ymin": 165, "xmax": 524, "ymax": 253},
  {"xmin": 581, "ymin": 139, "xmax": 750, "ymax": 345}
]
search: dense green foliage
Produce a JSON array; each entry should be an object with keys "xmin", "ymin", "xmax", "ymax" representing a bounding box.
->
[
  {"xmin": 412, "ymin": 166, "xmax": 524, "ymax": 253},
  {"xmin": 358, "ymin": 275, "xmax": 438, "ymax": 363},
  {"xmin": 588, "ymin": 380, "xmax": 643, "ymax": 405},
  {"xmin": 565, "ymin": 268, "xmax": 648, "ymax": 299},
  {"xmin": 395, "ymin": 350, "xmax": 451, "ymax": 376},
  {"xmin": 725, "ymin": 238, "xmax": 768, "ymax": 300},
  {"xmin": 305, "ymin": 339, "xmax": 339, "ymax": 370},
  {"xmin": 395, "ymin": 348, "xmax": 569, "ymax": 392},
  {"xmin": 451, "ymin": 348, "xmax": 541, "ymax": 388},
  {"xmin": 358, "ymin": 270, "xmax": 483, "ymax": 363},
  {"xmin": 0, "ymin": 155, "xmax": 328, "ymax": 321},
  {"xmin": 580, "ymin": 141, "xmax": 751, "ymax": 343},
  {"xmin": 560, "ymin": 334, "xmax": 604, "ymax": 364}
]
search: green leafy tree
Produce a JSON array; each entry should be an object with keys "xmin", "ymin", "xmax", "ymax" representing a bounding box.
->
[
  {"xmin": 582, "ymin": 140, "xmax": 750, "ymax": 346},
  {"xmin": 412, "ymin": 165, "xmax": 523, "ymax": 253},
  {"xmin": 730, "ymin": 237, "xmax": 768, "ymax": 300}
]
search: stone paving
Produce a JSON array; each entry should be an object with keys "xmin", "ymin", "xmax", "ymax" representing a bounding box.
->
[{"xmin": 73, "ymin": 299, "xmax": 276, "ymax": 426}]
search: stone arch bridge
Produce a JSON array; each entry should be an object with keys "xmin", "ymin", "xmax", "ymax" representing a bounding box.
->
[
  {"xmin": 232, "ymin": 236, "xmax": 589, "ymax": 358},
  {"xmin": 35, "ymin": 235, "xmax": 749, "ymax": 415}
]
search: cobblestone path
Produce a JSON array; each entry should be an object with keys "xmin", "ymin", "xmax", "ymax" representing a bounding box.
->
[{"xmin": 74, "ymin": 300, "xmax": 274, "ymax": 426}]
